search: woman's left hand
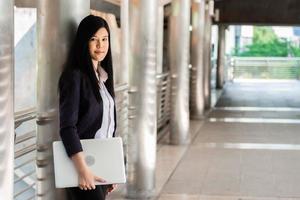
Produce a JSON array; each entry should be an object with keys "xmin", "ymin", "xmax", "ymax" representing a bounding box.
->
[{"xmin": 107, "ymin": 184, "xmax": 117, "ymax": 194}]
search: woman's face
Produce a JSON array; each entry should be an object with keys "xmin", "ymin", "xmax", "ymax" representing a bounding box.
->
[{"xmin": 88, "ymin": 27, "xmax": 109, "ymax": 64}]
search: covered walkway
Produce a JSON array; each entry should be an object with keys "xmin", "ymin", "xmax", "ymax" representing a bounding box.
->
[
  {"xmin": 111, "ymin": 81, "xmax": 300, "ymax": 200},
  {"xmin": 3, "ymin": 1, "xmax": 300, "ymax": 199}
]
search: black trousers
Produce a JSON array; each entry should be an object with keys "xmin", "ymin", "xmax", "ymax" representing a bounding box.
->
[{"xmin": 66, "ymin": 185, "xmax": 108, "ymax": 200}]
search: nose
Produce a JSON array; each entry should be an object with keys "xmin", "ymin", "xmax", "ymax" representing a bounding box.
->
[{"xmin": 96, "ymin": 40, "xmax": 103, "ymax": 48}]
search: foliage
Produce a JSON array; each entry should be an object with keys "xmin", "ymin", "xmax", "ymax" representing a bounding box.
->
[
  {"xmin": 233, "ymin": 27, "xmax": 300, "ymax": 57},
  {"xmin": 290, "ymin": 45, "xmax": 300, "ymax": 57}
]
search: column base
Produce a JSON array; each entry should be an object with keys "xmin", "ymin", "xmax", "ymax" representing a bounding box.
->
[
  {"xmin": 190, "ymin": 114, "xmax": 206, "ymax": 120},
  {"xmin": 125, "ymin": 188, "xmax": 156, "ymax": 199},
  {"xmin": 169, "ymin": 135, "xmax": 191, "ymax": 145}
]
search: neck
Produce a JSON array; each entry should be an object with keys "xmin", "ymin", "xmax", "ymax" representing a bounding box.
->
[{"xmin": 92, "ymin": 60, "xmax": 98, "ymax": 72}]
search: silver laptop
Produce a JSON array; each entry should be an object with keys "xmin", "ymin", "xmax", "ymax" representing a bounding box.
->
[{"xmin": 53, "ymin": 137, "xmax": 126, "ymax": 188}]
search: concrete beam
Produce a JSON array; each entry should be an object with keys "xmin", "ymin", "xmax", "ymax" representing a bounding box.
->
[
  {"xmin": 214, "ymin": 0, "xmax": 300, "ymax": 25},
  {"xmin": 91, "ymin": 0, "xmax": 120, "ymax": 20},
  {"xmin": 15, "ymin": 0, "xmax": 36, "ymax": 8}
]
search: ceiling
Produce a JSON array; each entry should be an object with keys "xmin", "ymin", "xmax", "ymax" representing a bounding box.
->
[{"xmin": 214, "ymin": 0, "xmax": 300, "ymax": 25}]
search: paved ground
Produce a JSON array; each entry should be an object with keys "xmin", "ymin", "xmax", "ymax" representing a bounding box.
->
[
  {"xmin": 110, "ymin": 80, "xmax": 300, "ymax": 200},
  {"xmin": 216, "ymin": 80, "xmax": 300, "ymax": 108}
]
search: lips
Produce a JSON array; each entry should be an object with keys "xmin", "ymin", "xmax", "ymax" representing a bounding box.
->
[{"xmin": 95, "ymin": 51, "xmax": 104, "ymax": 54}]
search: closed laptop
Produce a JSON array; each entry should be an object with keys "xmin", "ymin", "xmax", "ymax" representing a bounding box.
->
[{"xmin": 53, "ymin": 137, "xmax": 126, "ymax": 188}]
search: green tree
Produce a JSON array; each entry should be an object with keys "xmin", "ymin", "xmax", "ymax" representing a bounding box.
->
[
  {"xmin": 234, "ymin": 27, "xmax": 291, "ymax": 57},
  {"xmin": 290, "ymin": 45, "xmax": 300, "ymax": 57}
]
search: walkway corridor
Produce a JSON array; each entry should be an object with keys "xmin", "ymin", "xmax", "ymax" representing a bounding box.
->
[
  {"xmin": 111, "ymin": 80, "xmax": 300, "ymax": 200},
  {"xmin": 160, "ymin": 80, "xmax": 300, "ymax": 200}
]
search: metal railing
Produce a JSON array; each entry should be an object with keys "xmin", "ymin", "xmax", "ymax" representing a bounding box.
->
[
  {"xmin": 156, "ymin": 72, "xmax": 171, "ymax": 138},
  {"xmin": 13, "ymin": 84, "xmax": 130, "ymax": 200},
  {"xmin": 225, "ymin": 56, "xmax": 234, "ymax": 81},
  {"xmin": 12, "ymin": 77, "xmax": 172, "ymax": 199},
  {"xmin": 115, "ymin": 83, "xmax": 129, "ymax": 138},
  {"xmin": 229, "ymin": 57, "xmax": 300, "ymax": 80},
  {"xmin": 14, "ymin": 107, "xmax": 37, "ymax": 200},
  {"xmin": 211, "ymin": 57, "xmax": 217, "ymax": 88},
  {"xmin": 114, "ymin": 83, "xmax": 129, "ymax": 163}
]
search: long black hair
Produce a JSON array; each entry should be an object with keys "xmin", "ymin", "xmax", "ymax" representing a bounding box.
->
[{"xmin": 62, "ymin": 15, "xmax": 115, "ymax": 102}]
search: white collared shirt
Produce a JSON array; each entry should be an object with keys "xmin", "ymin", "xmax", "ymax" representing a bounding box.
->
[{"xmin": 94, "ymin": 80, "xmax": 115, "ymax": 139}]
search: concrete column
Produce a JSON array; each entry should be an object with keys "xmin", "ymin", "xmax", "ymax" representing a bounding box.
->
[
  {"xmin": 156, "ymin": 5, "xmax": 164, "ymax": 74},
  {"xmin": 127, "ymin": 0, "xmax": 158, "ymax": 198},
  {"xmin": 121, "ymin": 0, "xmax": 129, "ymax": 84},
  {"xmin": 0, "ymin": 1, "xmax": 14, "ymax": 200},
  {"xmin": 36, "ymin": 1, "xmax": 89, "ymax": 199},
  {"xmin": 217, "ymin": 24, "xmax": 226, "ymax": 89},
  {"xmin": 168, "ymin": 0, "xmax": 191, "ymax": 144},
  {"xmin": 204, "ymin": 0, "xmax": 212, "ymax": 109},
  {"xmin": 190, "ymin": 0, "xmax": 206, "ymax": 118}
]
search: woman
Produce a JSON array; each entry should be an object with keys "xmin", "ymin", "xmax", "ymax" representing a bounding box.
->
[{"xmin": 59, "ymin": 15, "xmax": 117, "ymax": 200}]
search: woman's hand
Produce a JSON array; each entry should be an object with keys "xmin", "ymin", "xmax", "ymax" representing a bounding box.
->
[
  {"xmin": 71, "ymin": 152, "xmax": 106, "ymax": 190},
  {"xmin": 78, "ymin": 167, "xmax": 106, "ymax": 190},
  {"xmin": 106, "ymin": 184, "xmax": 117, "ymax": 194}
]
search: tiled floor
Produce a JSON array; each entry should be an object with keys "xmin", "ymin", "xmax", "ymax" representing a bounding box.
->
[
  {"xmin": 215, "ymin": 80, "xmax": 300, "ymax": 108},
  {"xmin": 109, "ymin": 80, "xmax": 300, "ymax": 200}
]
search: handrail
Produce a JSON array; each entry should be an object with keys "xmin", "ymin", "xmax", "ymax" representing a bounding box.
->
[
  {"xmin": 14, "ymin": 183, "xmax": 35, "ymax": 198},
  {"xmin": 14, "ymin": 170, "xmax": 36, "ymax": 184},
  {"xmin": 232, "ymin": 57, "xmax": 300, "ymax": 61},
  {"xmin": 156, "ymin": 72, "xmax": 169, "ymax": 79},
  {"xmin": 24, "ymin": 195, "xmax": 35, "ymax": 200},
  {"xmin": 15, "ymin": 131, "xmax": 35, "ymax": 144},
  {"xmin": 14, "ymin": 158, "xmax": 35, "ymax": 170},
  {"xmin": 115, "ymin": 83, "xmax": 129, "ymax": 92},
  {"xmin": 15, "ymin": 143, "xmax": 36, "ymax": 159},
  {"xmin": 229, "ymin": 57, "xmax": 300, "ymax": 80},
  {"xmin": 14, "ymin": 107, "xmax": 37, "ymax": 200},
  {"xmin": 14, "ymin": 107, "xmax": 36, "ymax": 128}
]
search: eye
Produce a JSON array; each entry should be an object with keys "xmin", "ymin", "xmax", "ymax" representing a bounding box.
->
[
  {"xmin": 90, "ymin": 37, "xmax": 97, "ymax": 41},
  {"xmin": 102, "ymin": 37, "xmax": 108, "ymax": 42}
]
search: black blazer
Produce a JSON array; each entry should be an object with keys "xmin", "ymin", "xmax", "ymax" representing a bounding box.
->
[{"xmin": 59, "ymin": 69, "xmax": 117, "ymax": 157}]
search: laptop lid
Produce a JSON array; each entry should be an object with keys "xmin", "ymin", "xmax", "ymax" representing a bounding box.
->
[{"xmin": 53, "ymin": 137, "xmax": 126, "ymax": 188}]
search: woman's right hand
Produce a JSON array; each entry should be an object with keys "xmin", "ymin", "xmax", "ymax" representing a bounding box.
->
[
  {"xmin": 78, "ymin": 167, "xmax": 106, "ymax": 190},
  {"xmin": 71, "ymin": 152, "xmax": 106, "ymax": 190}
]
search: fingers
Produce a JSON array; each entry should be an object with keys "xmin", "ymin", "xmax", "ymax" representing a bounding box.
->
[
  {"xmin": 79, "ymin": 184, "xmax": 88, "ymax": 190},
  {"xmin": 108, "ymin": 185, "xmax": 114, "ymax": 192},
  {"xmin": 78, "ymin": 176, "xmax": 105, "ymax": 190},
  {"xmin": 79, "ymin": 182, "xmax": 96, "ymax": 190},
  {"xmin": 94, "ymin": 176, "xmax": 106, "ymax": 183},
  {"xmin": 107, "ymin": 187, "xmax": 113, "ymax": 193},
  {"xmin": 79, "ymin": 184, "xmax": 95, "ymax": 190},
  {"xmin": 107, "ymin": 184, "xmax": 117, "ymax": 193},
  {"xmin": 78, "ymin": 176, "xmax": 108, "ymax": 191}
]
